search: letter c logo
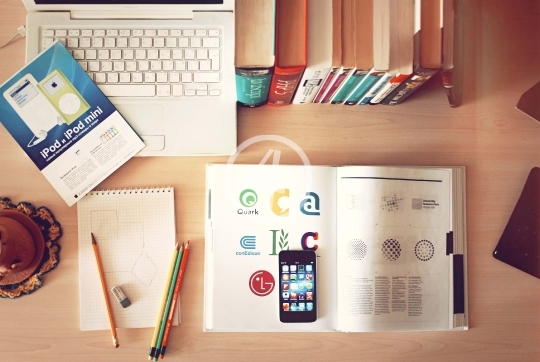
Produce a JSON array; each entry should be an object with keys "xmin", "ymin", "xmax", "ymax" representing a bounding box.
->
[
  {"xmin": 301, "ymin": 232, "xmax": 319, "ymax": 251},
  {"xmin": 271, "ymin": 188, "xmax": 289, "ymax": 216}
]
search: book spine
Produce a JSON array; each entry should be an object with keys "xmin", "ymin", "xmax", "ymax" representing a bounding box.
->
[
  {"xmin": 312, "ymin": 67, "xmax": 339, "ymax": 103},
  {"xmin": 235, "ymin": 68, "xmax": 274, "ymax": 108},
  {"xmin": 358, "ymin": 73, "xmax": 392, "ymax": 105},
  {"xmin": 292, "ymin": 67, "xmax": 331, "ymax": 104},
  {"xmin": 330, "ymin": 68, "xmax": 365, "ymax": 105},
  {"xmin": 370, "ymin": 73, "xmax": 409, "ymax": 104},
  {"xmin": 442, "ymin": 69, "xmax": 461, "ymax": 108},
  {"xmin": 380, "ymin": 67, "xmax": 439, "ymax": 105},
  {"xmin": 343, "ymin": 70, "xmax": 384, "ymax": 105},
  {"xmin": 321, "ymin": 67, "xmax": 352, "ymax": 103},
  {"xmin": 267, "ymin": 66, "xmax": 306, "ymax": 106}
]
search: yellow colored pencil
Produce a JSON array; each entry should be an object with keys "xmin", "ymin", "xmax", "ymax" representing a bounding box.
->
[
  {"xmin": 153, "ymin": 243, "xmax": 184, "ymax": 361},
  {"xmin": 159, "ymin": 240, "xmax": 191, "ymax": 359},
  {"xmin": 148, "ymin": 241, "xmax": 180, "ymax": 360}
]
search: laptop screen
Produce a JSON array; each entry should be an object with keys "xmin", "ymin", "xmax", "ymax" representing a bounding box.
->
[{"xmin": 34, "ymin": 1, "xmax": 223, "ymax": 4}]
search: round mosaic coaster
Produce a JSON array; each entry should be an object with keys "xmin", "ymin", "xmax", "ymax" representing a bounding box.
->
[{"xmin": 0, "ymin": 197, "xmax": 62, "ymax": 299}]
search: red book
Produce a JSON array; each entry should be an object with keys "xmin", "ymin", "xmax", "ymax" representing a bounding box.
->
[{"xmin": 268, "ymin": 0, "xmax": 308, "ymax": 106}]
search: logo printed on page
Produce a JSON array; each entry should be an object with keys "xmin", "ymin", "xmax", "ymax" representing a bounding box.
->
[
  {"xmin": 236, "ymin": 236, "xmax": 260, "ymax": 256},
  {"xmin": 249, "ymin": 270, "xmax": 275, "ymax": 297},
  {"xmin": 238, "ymin": 189, "xmax": 259, "ymax": 215}
]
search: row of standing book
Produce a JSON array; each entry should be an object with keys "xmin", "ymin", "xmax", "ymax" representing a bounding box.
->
[{"xmin": 235, "ymin": 0, "xmax": 464, "ymax": 108}]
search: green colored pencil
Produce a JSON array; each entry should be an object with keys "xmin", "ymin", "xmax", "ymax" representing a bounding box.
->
[
  {"xmin": 152, "ymin": 242, "xmax": 184, "ymax": 361},
  {"xmin": 148, "ymin": 241, "xmax": 180, "ymax": 360}
]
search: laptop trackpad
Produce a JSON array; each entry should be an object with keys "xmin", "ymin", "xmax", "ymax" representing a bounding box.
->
[{"xmin": 115, "ymin": 103, "xmax": 165, "ymax": 151}]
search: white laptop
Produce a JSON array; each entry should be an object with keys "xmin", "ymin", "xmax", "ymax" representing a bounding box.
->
[{"xmin": 21, "ymin": 0, "xmax": 237, "ymax": 156}]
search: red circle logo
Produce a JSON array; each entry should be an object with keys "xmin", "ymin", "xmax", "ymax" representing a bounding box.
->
[{"xmin": 249, "ymin": 270, "xmax": 275, "ymax": 297}]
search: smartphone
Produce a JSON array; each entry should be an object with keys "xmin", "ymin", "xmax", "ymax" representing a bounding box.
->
[{"xmin": 278, "ymin": 250, "xmax": 317, "ymax": 323}]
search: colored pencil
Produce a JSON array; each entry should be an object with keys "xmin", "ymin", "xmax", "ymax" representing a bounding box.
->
[
  {"xmin": 148, "ymin": 241, "xmax": 180, "ymax": 360},
  {"xmin": 152, "ymin": 242, "xmax": 184, "ymax": 361},
  {"xmin": 91, "ymin": 233, "xmax": 119, "ymax": 348},
  {"xmin": 159, "ymin": 240, "xmax": 190, "ymax": 359}
]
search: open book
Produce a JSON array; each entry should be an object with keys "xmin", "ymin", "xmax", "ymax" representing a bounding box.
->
[{"xmin": 204, "ymin": 164, "xmax": 467, "ymax": 332}]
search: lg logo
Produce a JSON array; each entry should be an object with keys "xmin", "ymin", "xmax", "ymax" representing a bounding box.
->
[{"xmin": 249, "ymin": 270, "xmax": 275, "ymax": 297}]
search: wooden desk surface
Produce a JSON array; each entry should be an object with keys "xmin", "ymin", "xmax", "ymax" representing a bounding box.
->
[{"xmin": 1, "ymin": 1, "xmax": 539, "ymax": 361}]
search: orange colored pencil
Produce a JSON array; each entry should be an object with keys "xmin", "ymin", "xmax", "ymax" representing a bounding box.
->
[
  {"xmin": 91, "ymin": 233, "xmax": 119, "ymax": 348},
  {"xmin": 158, "ymin": 240, "xmax": 190, "ymax": 359}
]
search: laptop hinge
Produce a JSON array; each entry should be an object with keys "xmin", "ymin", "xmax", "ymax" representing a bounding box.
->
[{"xmin": 71, "ymin": 10, "xmax": 194, "ymax": 20}]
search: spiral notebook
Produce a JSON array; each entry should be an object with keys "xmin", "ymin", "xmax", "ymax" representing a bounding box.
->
[{"xmin": 77, "ymin": 187, "xmax": 177, "ymax": 330}]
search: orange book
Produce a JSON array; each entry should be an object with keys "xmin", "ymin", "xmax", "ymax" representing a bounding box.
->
[{"xmin": 268, "ymin": 0, "xmax": 308, "ymax": 106}]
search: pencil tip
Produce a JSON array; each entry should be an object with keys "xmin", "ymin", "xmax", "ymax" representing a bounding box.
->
[{"xmin": 91, "ymin": 233, "xmax": 97, "ymax": 244}]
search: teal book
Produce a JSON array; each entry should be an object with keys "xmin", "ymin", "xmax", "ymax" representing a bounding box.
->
[
  {"xmin": 358, "ymin": 73, "xmax": 392, "ymax": 105},
  {"xmin": 235, "ymin": 68, "xmax": 274, "ymax": 107},
  {"xmin": 235, "ymin": 0, "xmax": 276, "ymax": 107},
  {"xmin": 330, "ymin": 69, "xmax": 369, "ymax": 105},
  {"xmin": 343, "ymin": 70, "xmax": 385, "ymax": 106}
]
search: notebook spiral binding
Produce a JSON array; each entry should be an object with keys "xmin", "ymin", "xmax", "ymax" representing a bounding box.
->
[{"xmin": 88, "ymin": 187, "xmax": 173, "ymax": 196}]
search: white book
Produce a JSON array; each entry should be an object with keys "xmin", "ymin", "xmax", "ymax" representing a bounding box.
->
[
  {"xmin": 204, "ymin": 164, "xmax": 468, "ymax": 332},
  {"xmin": 292, "ymin": 0, "xmax": 334, "ymax": 104},
  {"xmin": 371, "ymin": 0, "xmax": 415, "ymax": 104}
]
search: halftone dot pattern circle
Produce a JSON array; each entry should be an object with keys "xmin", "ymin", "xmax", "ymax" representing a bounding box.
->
[
  {"xmin": 415, "ymin": 239, "xmax": 435, "ymax": 261},
  {"xmin": 347, "ymin": 239, "xmax": 367, "ymax": 260},
  {"xmin": 382, "ymin": 238, "xmax": 401, "ymax": 261}
]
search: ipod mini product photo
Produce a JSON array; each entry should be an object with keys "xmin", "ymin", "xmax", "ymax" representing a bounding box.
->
[
  {"xmin": 38, "ymin": 69, "xmax": 90, "ymax": 124},
  {"xmin": 2, "ymin": 73, "xmax": 64, "ymax": 147}
]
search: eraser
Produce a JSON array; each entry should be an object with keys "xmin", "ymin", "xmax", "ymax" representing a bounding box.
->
[{"xmin": 111, "ymin": 286, "xmax": 131, "ymax": 308}]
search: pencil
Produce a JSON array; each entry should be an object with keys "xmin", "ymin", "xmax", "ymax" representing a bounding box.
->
[
  {"xmin": 91, "ymin": 233, "xmax": 119, "ymax": 348},
  {"xmin": 148, "ymin": 241, "xmax": 180, "ymax": 360},
  {"xmin": 152, "ymin": 242, "xmax": 184, "ymax": 361},
  {"xmin": 159, "ymin": 240, "xmax": 190, "ymax": 359}
]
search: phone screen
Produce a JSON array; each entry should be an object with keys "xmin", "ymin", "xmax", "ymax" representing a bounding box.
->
[{"xmin": 278, "ymin": 250, "xmax": 317, "ymax": 323}]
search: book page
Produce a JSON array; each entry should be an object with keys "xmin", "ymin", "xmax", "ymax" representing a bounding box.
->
[
  {"xmin": 205, "ymin": 164, "xmax": 337, "ymax": 331},
  {"xmin": 77, "ymin": 187, "xmax": 177, "ymax": 330},
  {"xmin": 336, "ymin": 166, "xmax": 453, "ymax": 332}
]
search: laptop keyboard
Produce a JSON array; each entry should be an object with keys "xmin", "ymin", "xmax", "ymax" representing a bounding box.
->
[{"xmin": 40, "ymin": 28, "xmax": 222, "ymax": 98}]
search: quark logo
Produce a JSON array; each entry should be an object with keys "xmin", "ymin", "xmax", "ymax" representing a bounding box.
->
[
  {"xmin": 240, "ymin": 235, "xmax": 256, "ymax": 249},
  {"xmin": 239, "ymin": 189, "xmax": 258, "ymax": 207},
  {"xmin": 271, "ymin": 188, "xmax": 289, "ymax": 216},
  {"xmin": 249, "ymin": 270, "xmax": 275, "ymax": 296},
  {"xmin": 300, "ymin": 192, "xmax": 320, "ymax": 216}
]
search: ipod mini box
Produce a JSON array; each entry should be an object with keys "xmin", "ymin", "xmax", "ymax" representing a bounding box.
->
[{"xmin": 0, "ymin": 41, "xmax": 144, "ymax": 206}]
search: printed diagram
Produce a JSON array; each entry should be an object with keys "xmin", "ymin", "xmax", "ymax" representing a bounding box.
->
[
  {"xmin": 347, "ymin": 238, "xmax": 367, "ymax": 260},
  {"xmin": 91, "ymin": 210, "xmax": 158, "ymax": 286},
  {"xmin": 382, "ymin": 238, "xmax": 401, "ymax": 261},
  {"xmin": 380, "ymin": 194, "xmax": 404, "ymax": 212},
  {"xmin": 415, "ymin": 239, "xmax": 435, "ymax": 261}
]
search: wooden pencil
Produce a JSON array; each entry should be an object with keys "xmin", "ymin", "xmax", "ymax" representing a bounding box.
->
[
  {"xmin": 152, "ymin": 242, "xmax": 184, "ymax": 361},
  {"xmin": 148, "ymin": 241, "xmax": 180, "ymax": 360},
  {"xmin": 91, "ymin": 233, "xmax": 119, "ymax": 348},
  {"xmin": 159, "ymin": 240, "xmax": 191, "ymax": 359}
]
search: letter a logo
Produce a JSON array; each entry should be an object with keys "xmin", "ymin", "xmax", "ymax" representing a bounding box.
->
[
  {"xmin": 300, "ymin": 192, "xmax": 320, "ymax": 216},
  {"xmin": 271, "ymin": 188, "xmax": 289, "ymax": 216}
]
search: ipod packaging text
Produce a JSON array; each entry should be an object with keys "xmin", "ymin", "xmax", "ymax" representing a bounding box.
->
[{"xmin": 0, "ymin": 41, "xmax": 144, "ymax": 206}]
